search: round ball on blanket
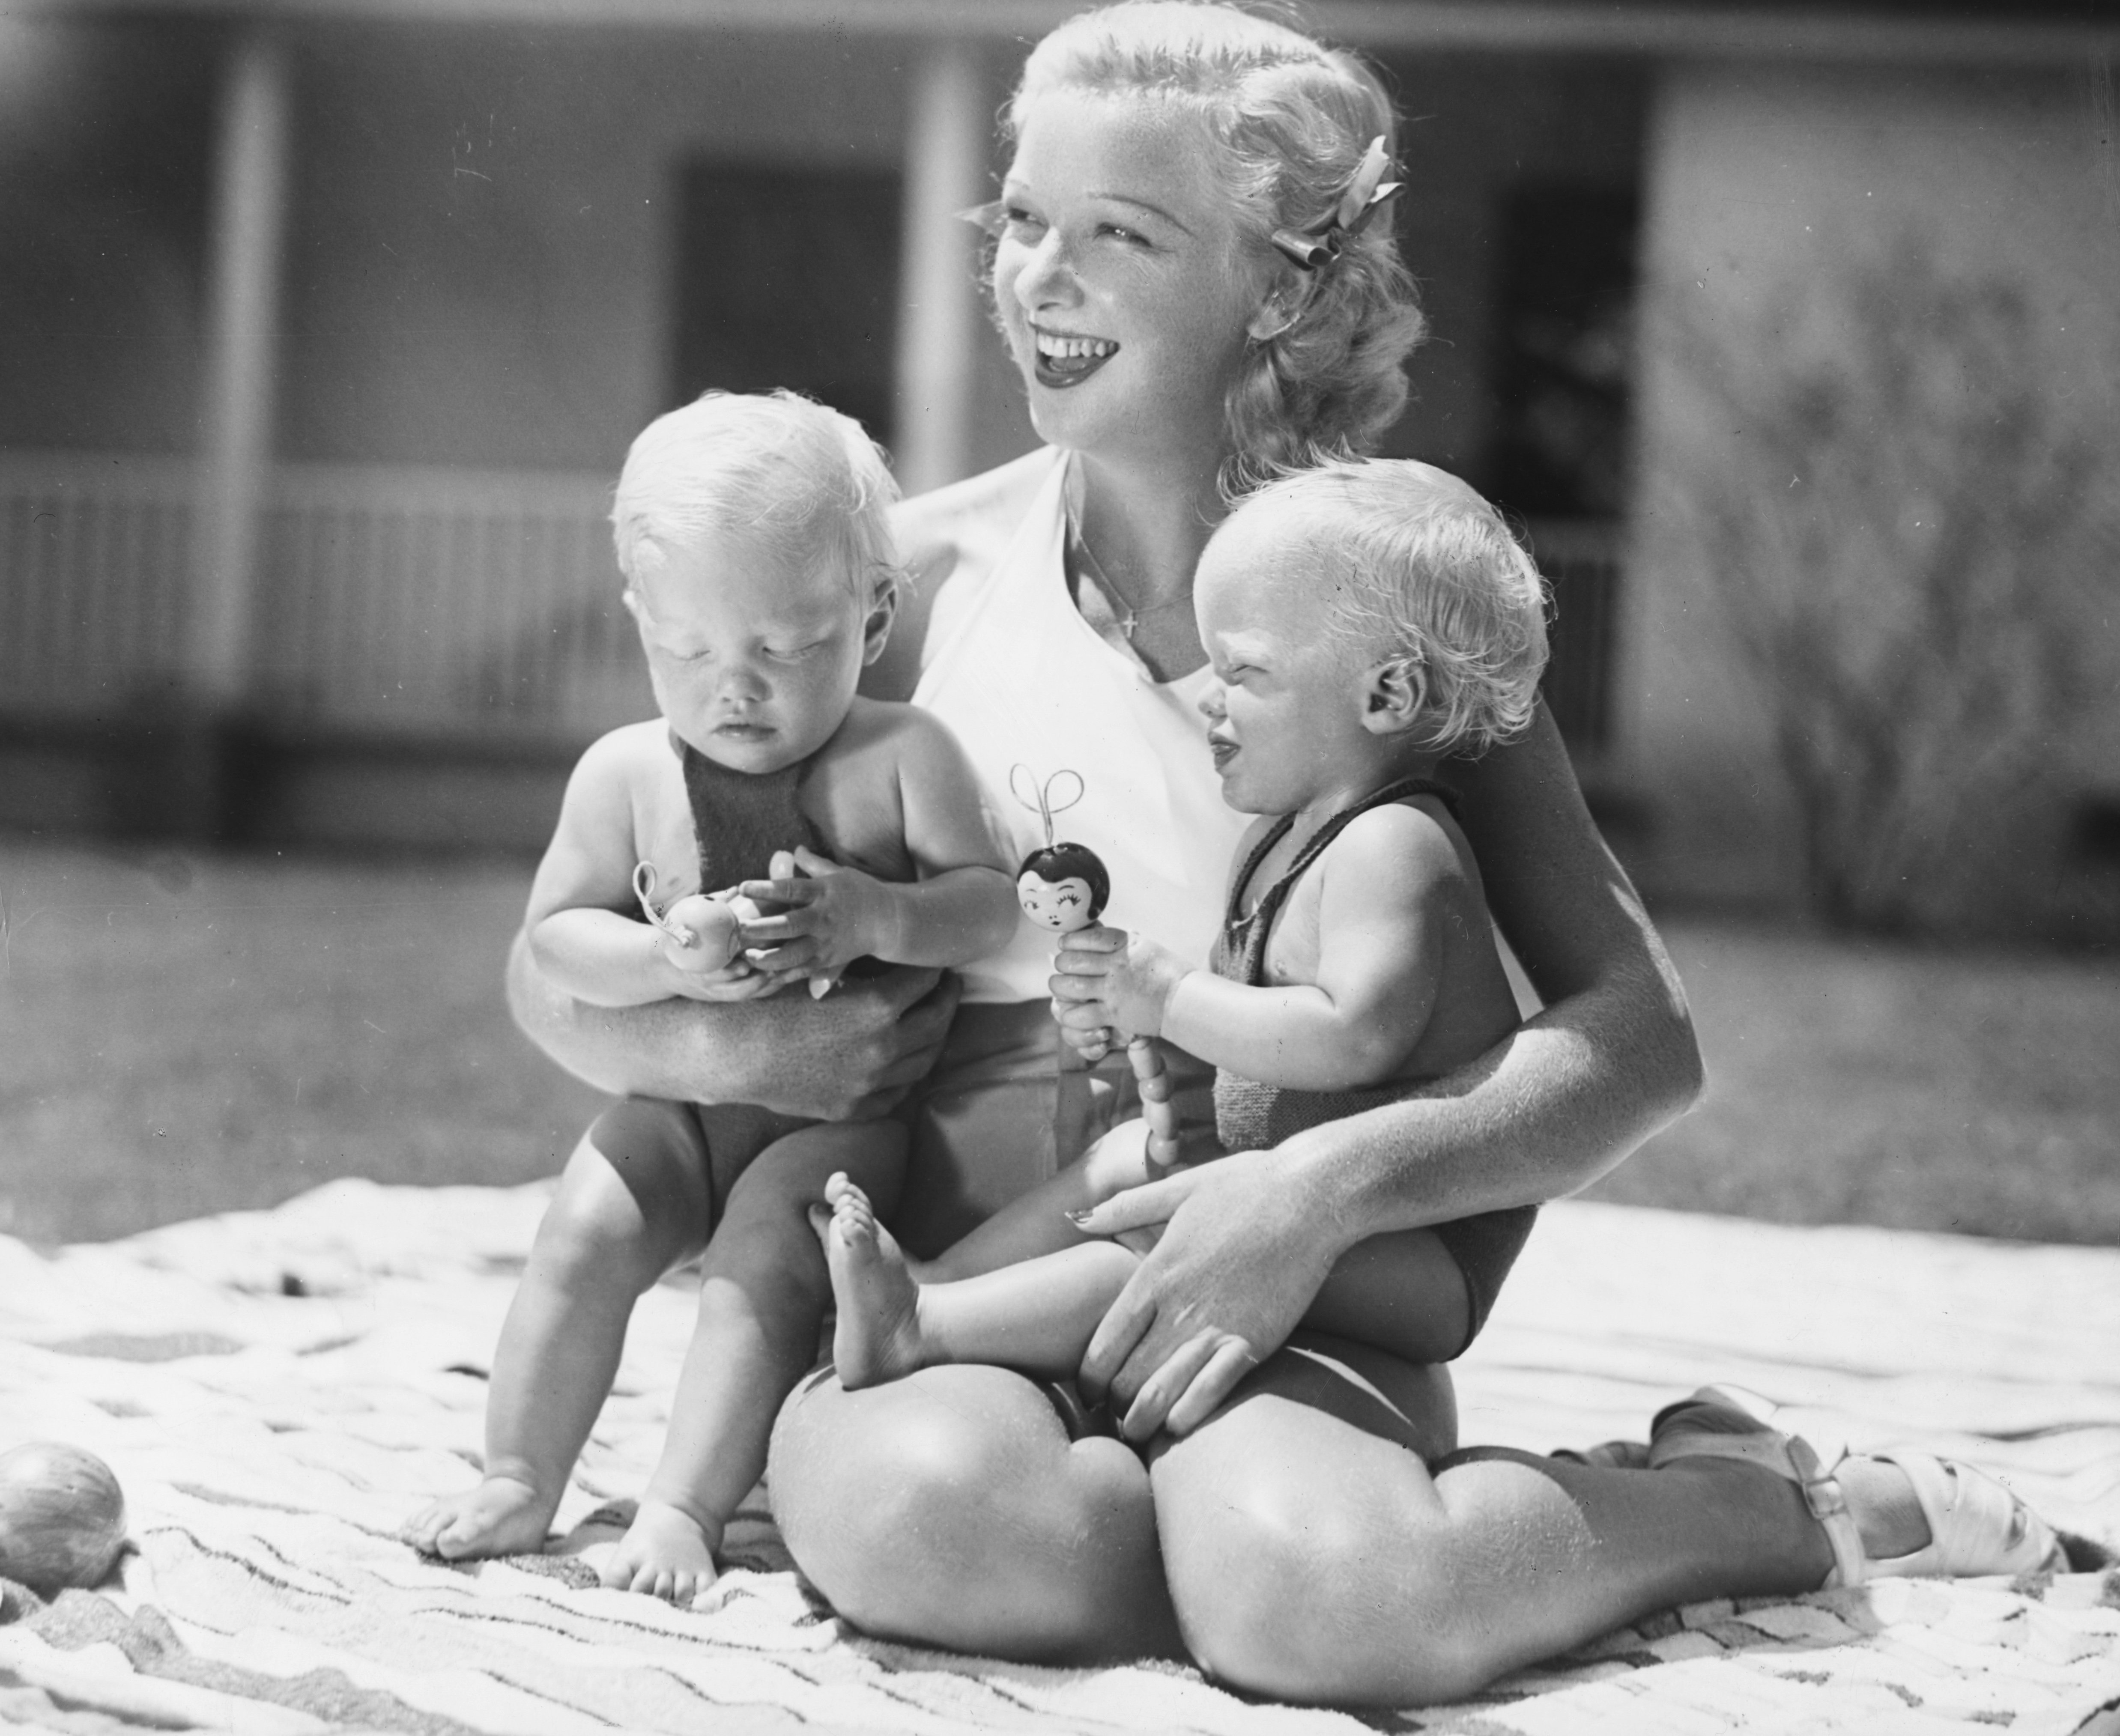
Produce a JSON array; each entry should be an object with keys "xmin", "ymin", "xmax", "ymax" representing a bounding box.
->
[{"xmin": 0, "ymin": 1441, "xmax": 128, "ymax": 1596}]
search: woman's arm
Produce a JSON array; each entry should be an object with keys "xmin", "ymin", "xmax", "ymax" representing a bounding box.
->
[
  {"xmin": 1073, "ymin": 707, "xmax": 1703, "ymax": 1425},
  {"xmin": 506, "ymin": 934, "xmax": 960, "ymax": 1120}
]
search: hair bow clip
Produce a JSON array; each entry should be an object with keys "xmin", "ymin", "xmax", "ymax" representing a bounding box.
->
[{"xmin": 1269, "ymin": 135, "xmax": 1403, "ymax": 271}]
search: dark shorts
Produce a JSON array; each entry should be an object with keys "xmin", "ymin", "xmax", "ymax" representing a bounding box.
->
[
  {"xmin": 886, "ymin": 1000, "xmax": 1217, "ymax": 1260},
  {"xmin": 1433, "ymin": 1205, "xmax": 1538, "ymax": 1358},
  {"xmin": 582, "ymin": 1095, "xmax": 813, "ymax": 1235},
  {"xmin": 886, "ymin": 1002, "xmax": 1530, "ymax": 1360},
  {"xmin": 626, "ymin": 999, "xmax": 1530, "ymax": 1358}
]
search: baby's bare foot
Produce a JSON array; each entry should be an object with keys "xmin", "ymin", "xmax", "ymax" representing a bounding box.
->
[
  {"xmin": 813, "ymin": 1178, "xmax": 930, "ymax": 1390},
  {"xmin": 401, "ymin": 1474, "xmax": 555, "ymax": 1560},
  {"xmin": 603, "ymin": 1499, "xmax": 720, "ymax": 1605}
]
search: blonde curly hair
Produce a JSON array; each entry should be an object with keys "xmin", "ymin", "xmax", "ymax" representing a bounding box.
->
[
  {"xmin": 1007, "ymin": 1, "xmax": 1427, "ymax": 491},
  {"xmin": 1231, "ymin": 458, "xmax": 1550, "ymax": 757}
]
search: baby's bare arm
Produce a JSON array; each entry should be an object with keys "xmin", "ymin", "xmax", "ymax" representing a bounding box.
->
[
  {"xmin": 741, "ymin": 707, "xmax": 1018, "ymax": 975},
  {"xmin": 883, "ymin": 705, "xmax": 1020, "ymax": 962},
  {"xmin": 524, "ymin": 731, "xmax": 753, "ymax": 1008},
  {"xmin": 1057, "ymin": 805, "xmax": 1485, "ymax": 1093}
]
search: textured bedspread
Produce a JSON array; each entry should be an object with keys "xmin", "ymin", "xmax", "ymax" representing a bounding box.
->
[{"xmin": 2, "ymin": 1181, "xmax": 2116, "ymax": 1735}]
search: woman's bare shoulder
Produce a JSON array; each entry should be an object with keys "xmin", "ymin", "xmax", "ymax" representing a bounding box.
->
[
  {"xmin": 868, "ymin": 448, "xmax": 1057, "ymax": 700},
  {"xmin": 893, "ymin": 447, "xmax": 1054, "ymax": 549}
]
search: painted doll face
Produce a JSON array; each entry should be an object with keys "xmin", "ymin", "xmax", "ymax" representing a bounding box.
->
[
  {"xmin": 1018, "ymin": 870, "xmax": 1099, "ymax": 931},
  {"xmin": 1015, "ymin": 840, "xmax": 1110, "ymax": 933}
]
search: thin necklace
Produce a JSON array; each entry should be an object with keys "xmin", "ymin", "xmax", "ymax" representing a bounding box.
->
[{"xmin": 1065, "ymin": 498, "xmax": 1192, "ymax": 643}]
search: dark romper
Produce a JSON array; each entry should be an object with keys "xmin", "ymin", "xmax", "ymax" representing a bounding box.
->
[
  {"xmin": 589, "ymin": 739, "xmax": 835, "ymax": 1223},
  {"xmin": 1209, "ymin": 776, "xmax": 1536, "ymax": 1358}
]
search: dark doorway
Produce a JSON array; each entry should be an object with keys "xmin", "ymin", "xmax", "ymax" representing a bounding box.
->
[
  {"xmin": 670, "ymin": 161, "xmax": 903, "ymax": 450},
  {"xmin": 1490, "ymin": 185, "xmax": 1641, "ymax": 520},
  {"xmin": 1490, "ymin": 185, "xmax": 1640, "ymax": 758}
]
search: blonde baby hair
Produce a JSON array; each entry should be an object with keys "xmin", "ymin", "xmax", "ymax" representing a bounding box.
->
[
  {"xmin": 611, "ymin": 390, "xmax": 901, "ymax": 600},
  {"xmin": 1238, "ymin": 456, "xmax": 1550, "ymax": 756}
]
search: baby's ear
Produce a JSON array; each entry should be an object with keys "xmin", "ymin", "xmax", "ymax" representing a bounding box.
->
[
  {"xmin": 1360, "ymin": 656, "xmax": 1427, "ymax": 736},
  {"xmin": 860, "ymin": 575, "xmax": 899, "ymax": 665}
]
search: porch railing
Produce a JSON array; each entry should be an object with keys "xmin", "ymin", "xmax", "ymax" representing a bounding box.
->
[
  {"xmin": 0, "ymin": 452, "xmax": 645, "ymax": 739},
  {"xmin": 1, "ymin": 451, "xmax": 1619, "ymax": 757}
]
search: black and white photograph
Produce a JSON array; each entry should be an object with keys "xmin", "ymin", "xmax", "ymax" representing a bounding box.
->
[{"xmin": 3, "ymin": 0, "xmax": 2118, "ymax": 1729}]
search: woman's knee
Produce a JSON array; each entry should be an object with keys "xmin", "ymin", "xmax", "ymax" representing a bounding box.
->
[
  {"xmin": 769, "ymin": 1366, "xmax": 1172, "ymax": 1662},
  {"xmin": 1150, "ymin": 1368, "xmax": 1496, "ymax": 1705}
]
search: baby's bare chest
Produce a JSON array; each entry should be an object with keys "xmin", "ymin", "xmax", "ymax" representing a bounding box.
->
[{"xmin": 1251, "ymin": 880, "xmax": 1326, "ymax": 987}]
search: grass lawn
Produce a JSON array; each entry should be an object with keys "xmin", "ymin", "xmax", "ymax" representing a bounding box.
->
[{"xmin": 4, "ymin": 838, "xmax": 2117, "ymax": 1247}]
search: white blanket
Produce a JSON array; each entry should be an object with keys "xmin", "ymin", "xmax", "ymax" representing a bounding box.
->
[{"xmin": 3, "ymin": 1181, "xmax": 2116, "ymax": 1735}]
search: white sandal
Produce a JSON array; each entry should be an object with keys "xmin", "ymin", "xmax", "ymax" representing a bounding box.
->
[{"xmin": 1645, "ymin": 1385, "xmax": 2065, "ymax": 1589}]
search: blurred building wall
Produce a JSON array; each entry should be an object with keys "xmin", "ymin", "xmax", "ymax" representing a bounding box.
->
[
  {"xmin": 1621, "ymin": 56, "xmax": 2120, "ymax": 917},
  {"xmin": 279, "ymin": 24, "xmax": 954, "ymax": 471},
  {"xmin": 0, "ymin": 16, "xmax": 216, "ymax": 453}
]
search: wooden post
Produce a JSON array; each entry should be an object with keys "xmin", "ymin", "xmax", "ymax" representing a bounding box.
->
[
  {"xmin": 891, "ymin": 42, "xmax": 989, "ymax": 496},
  {"xmin": 165, "ymin": 27, "xmax": 288, "ymax": 838},
  {"xmin": 191, "ymin": 28, "xmax": 290, "ymax": 713}
]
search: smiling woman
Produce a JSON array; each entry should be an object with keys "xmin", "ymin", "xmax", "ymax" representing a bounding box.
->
[{"xmin": 499, "ymin": 0, "xmax": 2057, "ymax": 1709}]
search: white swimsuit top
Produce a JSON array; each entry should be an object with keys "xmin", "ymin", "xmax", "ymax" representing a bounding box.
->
[{"xmin": 913, "ymin": 450, "xmax": 1251, "ymax": 1005}]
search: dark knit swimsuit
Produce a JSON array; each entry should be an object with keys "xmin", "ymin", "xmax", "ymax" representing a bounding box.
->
[
  {"xmin": 1209, "ymin": 776, "xmax": 1536, "ymax": 1359},
  {"xmin": 677, "ymin": 735, "xmax": 827, "ymax": 895}
]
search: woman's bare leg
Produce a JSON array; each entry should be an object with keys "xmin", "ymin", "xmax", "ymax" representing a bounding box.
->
[
  {"xmin": 768, "ymin": 1361, "xmax": 1185, "ymax": 1664},
  {"xmin": 1150, "ymin": 1333, "xmax": 1909, "ymax": 1707},
  {"xmin": 402, "ymin": 1100, "xmax": 714, "ymax": 1560}
]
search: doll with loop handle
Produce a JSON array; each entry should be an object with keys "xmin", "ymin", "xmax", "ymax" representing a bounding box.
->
[
  {"xmin": 630, "ymin": 861, "xmax": 753, "ymax": 977},
  {"xmin": 1009, "ymin": 765, "xmax": 1182, "ymax": 1174}
]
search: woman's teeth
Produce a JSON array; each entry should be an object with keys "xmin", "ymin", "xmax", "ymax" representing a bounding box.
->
[{"xmin": 1034, "ymin": 332, "xmax": 1119, "ymax": 382}]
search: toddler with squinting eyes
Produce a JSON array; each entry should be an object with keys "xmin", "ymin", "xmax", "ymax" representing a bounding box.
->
[
  {"xmin": 816, "ymin": 458, "xmax": 1549, "ymax": 1438},
  {"xmin": 403, "ymin": 391, "xmax": 1019, "ymax": 1599}
]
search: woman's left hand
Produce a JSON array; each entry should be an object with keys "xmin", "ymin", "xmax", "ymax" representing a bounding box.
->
[{"xmin": 1069, "ymin": 1146, "xmax": 1342, "ymax": 1440}]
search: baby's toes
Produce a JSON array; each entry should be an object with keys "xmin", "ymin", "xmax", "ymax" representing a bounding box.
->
[{"xmin": 832, "ymin": 1201, "xmax": 877, "ymax": 1247}]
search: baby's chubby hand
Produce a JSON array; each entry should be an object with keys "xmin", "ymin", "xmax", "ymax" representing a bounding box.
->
[
  {"xmin": 737, "ymin": 846, "xmax": 893, "ymax": 980},
  {"xmin": 1049, "ymin": 924, "xmax": 1191, "ymax": 1047}
]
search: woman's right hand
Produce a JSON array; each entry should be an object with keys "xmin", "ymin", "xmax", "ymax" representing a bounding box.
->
[
  {"xmin": 508, "ymin": 934, "xmax": 960, "ymax": 1122},
  {"xmin": 710, "ymin": 963, "xmax": 962, "ymax": 1119},
  {"xmin": 1071, "ymin": 1144, "xmax": 1343, "ymax": 1440}
]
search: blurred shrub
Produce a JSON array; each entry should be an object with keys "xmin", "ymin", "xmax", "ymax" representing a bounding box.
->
[{"xmin": 1658, "ymin": 232, "xmax": 2120, "ymax": 938}]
